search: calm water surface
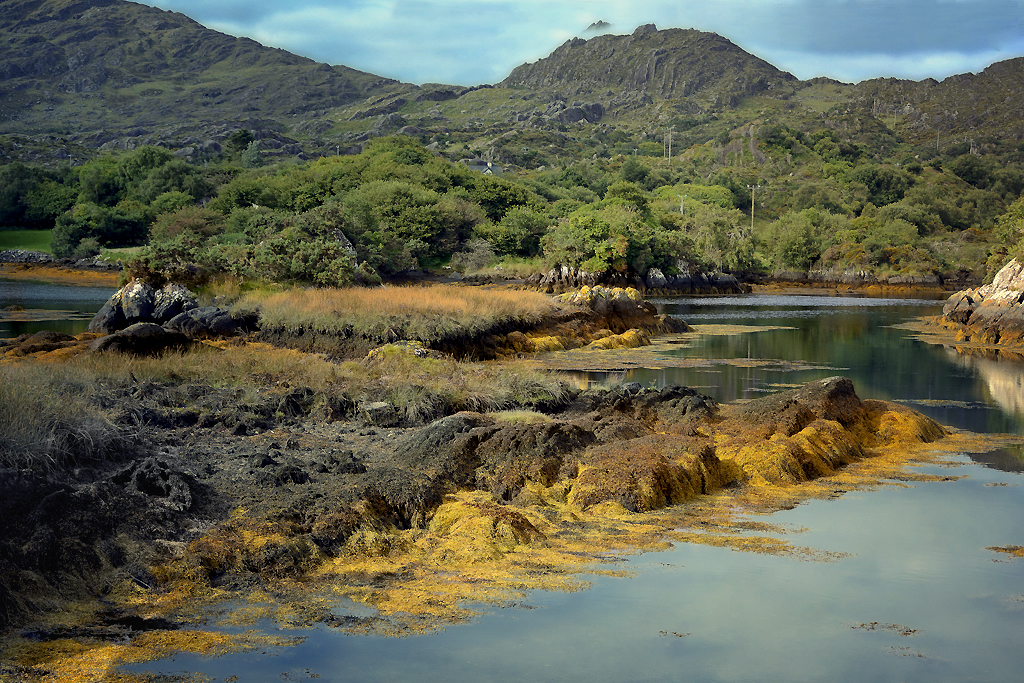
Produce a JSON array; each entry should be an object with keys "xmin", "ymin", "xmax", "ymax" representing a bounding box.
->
[
  {"xmin": 127, "ymin": 292, "xmax": 1024, "ymax": 682},
  {"xmin": 0, "ymin": 281, "xmax": 115, "ymax": 337}
]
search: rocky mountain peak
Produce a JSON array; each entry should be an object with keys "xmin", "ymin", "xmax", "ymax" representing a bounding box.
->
[{"xmin": 499, "ymin": 25, "xmax": 796, "ymax": 109}]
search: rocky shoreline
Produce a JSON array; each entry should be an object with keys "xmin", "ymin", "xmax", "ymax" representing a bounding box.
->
[
  {"xmin": 0, "ymin": 371, "xmax": 946, "ymax": 638},
  {"xmin": 939, "ymin": 259, "xmax": 1024, "ymax": 350},
  {"xmin": 0, "ymin": 271, "xmax": 975, "ymax": 679}
]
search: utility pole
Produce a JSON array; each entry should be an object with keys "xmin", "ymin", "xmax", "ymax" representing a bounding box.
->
[{"xmin": 747, "ymin": 184, "xmax": 761, "ymax": 231}]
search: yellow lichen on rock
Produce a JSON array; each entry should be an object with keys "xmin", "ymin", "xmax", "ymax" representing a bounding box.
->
[
  {"xmin": 585, "ymin": 328, "xmax": 650, "ymax": 350},
  {"xmin": 528, "ymin": 334, "xmax": 566, "ymax": 352}
]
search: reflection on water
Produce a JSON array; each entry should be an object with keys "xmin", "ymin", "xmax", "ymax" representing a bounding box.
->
[
  {"xmin": 0, "ymin": 281, "xmax": 115, "ymax": 338},
  {"xmin": 946, "ymin": 348, "xmax": 1024, "ymax": 421},
  {"xmin": 117, "ymin": 291, "xmax": 1024, "ymax": 682}
]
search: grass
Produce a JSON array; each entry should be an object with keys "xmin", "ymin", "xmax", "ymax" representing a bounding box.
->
[
  {"xmin": 98, "ymin": 246, "xmax": 144, "ymax": 263},
  {"xmin": 0, "ymin": 229, "xmax": 52, "ymax": 253},
  {"xmin": 4, "ymin": 341, "xmax": 571, "ymax": 446},
  {"xmin": 243, "ymin": 284, "xmax": 560, "ymax": 343},
  {"xmin": 0, "ymin": 363, "xmax": 132, "ymax": 469}
]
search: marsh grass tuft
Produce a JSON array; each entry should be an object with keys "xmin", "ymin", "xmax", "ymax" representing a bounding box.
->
[
  {"xmin": 492, "ymin": 409, "xmax": 553, "ymax": 424},
  {"xmin": 0, "ymin": 364, "xmax": 134, "ymax": 469},
  {"xmin": 242, "ymin": 285, "xmax": 559, "ymax": 344}
]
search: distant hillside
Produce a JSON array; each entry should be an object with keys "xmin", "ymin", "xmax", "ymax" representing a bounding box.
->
[
  {"xmin": 501, "ymin": 24, "xmax": 798, "ymax": 112},
  {"xmin": 0, "ymin": 0, "xmax": 402, "ymax": 158},
  {"xmin": 1, "ymin": 3, "xmax": 1023, "ymax": 169}
]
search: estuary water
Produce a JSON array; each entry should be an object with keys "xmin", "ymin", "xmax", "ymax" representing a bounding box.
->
[
  {"xmin": 126, "ymin": 291, "xmax": 1024, "ymax": 682},
  {"xmin": 0, "ymin": 280, "xmax": 115, "ymax": 338}
]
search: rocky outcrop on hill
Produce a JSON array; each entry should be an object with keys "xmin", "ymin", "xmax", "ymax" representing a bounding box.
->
[
  {"xmin": 500, "ymin": 25, "xmax": 797, "ymax": 111},
  {"xmin": 941, "ymin": 258, "xmax": 1024, "ymax": 346}
]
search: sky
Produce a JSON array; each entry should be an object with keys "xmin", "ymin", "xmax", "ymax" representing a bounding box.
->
[{"xmin": 141, "ymin": 0, "xmax": 1024, "ymax": 86}]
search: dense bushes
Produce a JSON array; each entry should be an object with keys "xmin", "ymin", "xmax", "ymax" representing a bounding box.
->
[{"xmin": 3, "ymin": 130, "xmax": 1024, "ymax": 284}]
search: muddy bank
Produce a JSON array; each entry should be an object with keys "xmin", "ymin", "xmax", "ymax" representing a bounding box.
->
[
  {"xmin": 0, "ymin": 372, "xmax": 947, "ymax": 644},
  {"xmin": 0, "ymin": 250, "xmax": 122, "ymax": 289}
]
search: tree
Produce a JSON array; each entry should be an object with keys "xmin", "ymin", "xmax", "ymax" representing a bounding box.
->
[
  {"xmin": 241, "ymin": 141, "xmax": 264, "ymax": 169},
  {"xmin": 52, "ymin": 201, "xmax": 153, "ymax": 257},
  {"xmin": 619, "ymin": 156, "xmax": 650, "ymax": 184},
  {"xmin": 227, "ymin": 129, "xmax": 254, "ymax": 153}
]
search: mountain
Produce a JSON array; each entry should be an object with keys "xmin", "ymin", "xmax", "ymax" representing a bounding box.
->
[
  {"xmin": 2, "ymin": 1, "xmax": 1024, "ymax": 169},
  {"xmin": 0, "ymin": 0, "xmax": 403, "ymax": 158},
  {"xmin": 501, "ymin": 24, "xmax": 798, "ymax": 111}
]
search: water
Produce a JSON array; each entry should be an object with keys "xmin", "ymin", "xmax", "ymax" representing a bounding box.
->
[
  {"xmin": 126, "ymin": 291, "xmax": 1024, "ymax": 682},
  {"xmin": 0, "ymin": 281, "xmax": 115, "ymax": 337}
]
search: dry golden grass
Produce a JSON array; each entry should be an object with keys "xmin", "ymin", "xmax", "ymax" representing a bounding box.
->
[{"xmin": 243, "ymin": 284, "xmax": 559, "ymax": 342}]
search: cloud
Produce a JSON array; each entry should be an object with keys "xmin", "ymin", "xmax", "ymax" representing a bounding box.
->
[{"xmin": 143, "ymin": 0, "xmax": 1024, "ymax": 85}]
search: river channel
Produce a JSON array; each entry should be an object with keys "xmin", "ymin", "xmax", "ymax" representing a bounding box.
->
[{"xmin": 58, "ymin": 291, "xmax": 1024, "ymax": 681}]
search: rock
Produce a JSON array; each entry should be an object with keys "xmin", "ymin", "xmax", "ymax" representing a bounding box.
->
[
  {"xmin": 88, "ymin": 293, "xmax": 128, "ymax": 334},
  {"xmin": 361, "ymin": 401, "xmax": 400, "ymax": 427},
  {"xmin": 165, "ymin": 306, "xmax": 237, "ymax": 338},
  {"xmin": 943, "ymin": 292, "xmax": 977, "ymax": 324},
  {"xmin": 152, "ymin": 283, "xmax": 198, "ymax": 321},
  {"xmin": 89, "ymin": 281, "xmax": 207, "ymax": 335},
  {"xmin": 737, "ymin": 376, "xmax": 866, "ymax": 434},
  {"xmin": 0, "ymin": 249, "xmax": 55, "ymax": 264},
  {"xmin": 942, "ymin": 259, "xmax": 1024, "ymax": 345},
  {"xmin": 120, "ymin": 281, "xmax": 156, "ymax": 321},
  {"xmin": 645, "ymin": 267, "xmax": 668, "ymax": 288},
  {"xmin": 88, "ymin": 322, "xmax": 193, "ymax": 355}
]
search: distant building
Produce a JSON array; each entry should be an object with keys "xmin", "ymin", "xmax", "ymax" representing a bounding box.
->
[{"xmin": 460, "ymin": 158, "xmax": 504, "ymax": 177}]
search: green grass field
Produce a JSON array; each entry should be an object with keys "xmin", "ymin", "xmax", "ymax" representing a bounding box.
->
[{"xmin": 0, "ymin": 229, "xmax": 52, "ymax": 253}]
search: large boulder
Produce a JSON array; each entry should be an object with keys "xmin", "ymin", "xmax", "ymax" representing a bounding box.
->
[
  {"xmin": 942, "ymin": 259, "xmax": 1024, "ymax": 344},
  {"xmin": 164, "ymin": 306, "xmax": 237, "ymax": 338},
  {"xmin": 88, "ymin": 322, "xmax": 193, "ymax": 355},
  {"xmin": 89, "ymin": 281, "xmax": 199, "ymax": 334},
  {"xmin": 152, "ymin": 283, "xmax": 198, "ymax": 321}
]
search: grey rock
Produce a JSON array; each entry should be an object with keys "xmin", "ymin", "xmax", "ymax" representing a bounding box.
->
[
  {"xmin": 152, "ymin": 283, "xmax": 198, "ymax": 321},
  {"xmin": 165, "ymin": 306, "xmax": 237, "ymax": 338},
  {"xmin": 646, "ymin": 267, "xmax": 668, "ymax": 288},
  {"xmin": 361, "ymin": 401, "xmax": 400, "ymax": 427},
  {"xmin": 120, "ymin": 281, "xmax": 156, "ymax": 321}
]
